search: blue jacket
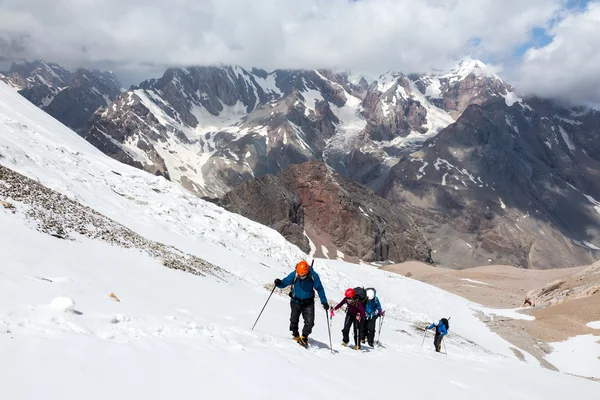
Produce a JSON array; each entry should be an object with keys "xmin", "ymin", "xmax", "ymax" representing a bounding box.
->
[
  {"xmin": 276, "ymin": 267, "xmax": 327, "ymax": 304},
  {"xmin": 365, "ymin": 296, "xmax": 382, "ymax": 319},
  {"xmin": 427, "ymin": 320, "xmax": 448, "ymax": 336}
]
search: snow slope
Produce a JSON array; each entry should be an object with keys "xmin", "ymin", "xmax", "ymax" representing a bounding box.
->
[{"xmin": 1, "ymin": 81, "xmax": 599, "ymax": 398}]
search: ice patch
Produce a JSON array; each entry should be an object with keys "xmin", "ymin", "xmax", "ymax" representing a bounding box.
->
[
  {"xmin": 425, "ymin": 78, "xmax": 442, "ymax": 99},
  {"xmin": 460, "ymin": 278, "xmax": 491, "ymax": 286},
  {"xmin": 558, "ymin": 126, "xmax": 576, "ymax": 152},
  {"xmin": 499, "ymin": 198, "xmax": 506, "ymax": 209},
  {"xmin": 587, "ymin": 321, "xmax": 600, "ymax": 329},
  {"xmin": 417, "ymin": 161, "xmax": 429, "ymax": 180},
  {"xmin": 583, "ymin": 194, "xmax": 600, "ymax": 216}
]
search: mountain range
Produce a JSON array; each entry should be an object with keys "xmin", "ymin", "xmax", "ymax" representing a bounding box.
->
[{"xmin": 3, "ymin": 58, "xmax": 600, "ymax": 269}]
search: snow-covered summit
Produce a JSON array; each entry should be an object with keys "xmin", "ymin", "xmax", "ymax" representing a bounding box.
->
[{"xmin": 442, "ymin": 58, "xmax": 502, "ymax": 82}]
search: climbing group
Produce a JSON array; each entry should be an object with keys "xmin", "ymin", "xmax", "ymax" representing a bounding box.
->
[
  {"xmin": 273, "ymin": 259, "xmax": 386, "ymax": 350},
  {"xmin": 268, "ymin": 259, "xmax": 449, "ymax": 353},
  {"xmin": 330, "ymin": 286, "xmax": 384, "ymax": 350}
]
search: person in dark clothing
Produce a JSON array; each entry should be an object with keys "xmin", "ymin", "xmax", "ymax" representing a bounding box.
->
[
  {"xmin": 361, "ymin": 288, "xmax": 384, "ymax": 346},
  {"xmin": 331, "ymin": 288, "xmax": 366, "ymax": 350},
  {"xmin": 275, "ymin": 260, "xmax": 328, "ymax": 347},
  {"xmin": 426, "ymin": 318, "xmax": 449, "ymax": 352}
]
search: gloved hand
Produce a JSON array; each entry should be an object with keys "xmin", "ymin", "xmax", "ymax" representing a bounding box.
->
[
  {"xmin": 378, "ymin": 310, "xmax": 385, "ymax": 316},
  {"xmin": 323, "ymin": 303, "xmax": 329, "ymax": 310},
  {"xmin": 274, "ymin": 278, "xmax": 282, "ymax": 286},
  {"xmin": 330, "ymin": 308, "xmax": 335, "ymax": 318}
]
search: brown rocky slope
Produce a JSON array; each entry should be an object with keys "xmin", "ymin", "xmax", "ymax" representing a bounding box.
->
[{"xmin": 218, "ymin": 160, "xmax": 432, "ymax": 264}]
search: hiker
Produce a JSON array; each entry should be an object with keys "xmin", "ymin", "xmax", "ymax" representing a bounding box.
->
[
  {"xmin": 274, "ymin": 260, "xmax": 329, "ymax": 347},
  {"xmin": 353, "ymin": 286, "xmax": 369, "ymax": 343},
  {"xmin": 426, "ymin": 318, "xmax": 449, "ymax": 352},
  {"xmin": 331, "ymin": 288, "xmax": 366, "ymax": 350},
  {"xmin": 361, "ymin": 288, "xmax": 384, "ymax": 346}
]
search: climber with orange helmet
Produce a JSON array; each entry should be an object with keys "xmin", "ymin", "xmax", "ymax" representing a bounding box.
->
[
  {"xmin": 274, "ymin": 260, "xmax": 329, "ymax": 347},
  {"xmin": 331, "ymin": 288, "xmax": 366, "ymax": 350}
]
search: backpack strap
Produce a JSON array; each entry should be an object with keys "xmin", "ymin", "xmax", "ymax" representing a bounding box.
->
[{"xmin": 290, "ymin": 272, "xmax": 314, "ymax": 300}]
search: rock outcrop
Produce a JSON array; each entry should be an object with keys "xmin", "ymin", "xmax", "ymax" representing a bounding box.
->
[
  {"xmin": 219, "ymin": 160, "xmax": 432, "ymax": 263},
  {"xmin": 523, "ymin": 262, "xmax": 600, "ymax": 307}
]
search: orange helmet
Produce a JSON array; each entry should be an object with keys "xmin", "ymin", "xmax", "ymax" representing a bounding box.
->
[{"xmin": 295, "ymin": 260, "xmax": 310, "ymax": 276}]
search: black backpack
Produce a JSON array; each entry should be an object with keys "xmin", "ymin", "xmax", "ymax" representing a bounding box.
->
[
  {"xmin": 354, "ymin": 287, "xmax": 368, "ymax": 305},
  {"xmin": 441, "ymin": 318, "xmax": 450, "ymax": 330}
]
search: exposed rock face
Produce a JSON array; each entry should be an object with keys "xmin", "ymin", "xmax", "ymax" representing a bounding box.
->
[
  {"xmin": 523, "ymin": 262, "xmax": 600, "ymax": 307},
  {"xmin": 219, "ymin": 160, "xmax": 432, "ymax": 263},
  {"xmin": 44, "ymin": 68, "xmax": 122, "ymax": 133},
  {"xmin": 380, "ymin": 97, "xmax": 600, "ymax": 268},
  {"xmin": 218, "ymin": 173, "xmax": 309, "ymax": 253},
  {"xmin": 2, "ymin": 60, "xmax": 123, "ymax": 133}
]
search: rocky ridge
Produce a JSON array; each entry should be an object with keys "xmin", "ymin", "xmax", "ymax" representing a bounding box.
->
[{"xmin": 0, "ymin": 164, "xmax": 227, "ymax": 279}]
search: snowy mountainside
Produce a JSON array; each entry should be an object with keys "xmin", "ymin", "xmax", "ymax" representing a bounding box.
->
[
  {"xmin": 381, "ymin": 96, "xmax": 600, "ymax": 269},
  {"xmin": 2, "ymin": 60, "xmax": 123, "ymax": 134},
  {"xmin": 0, "ymin": 79, "xmax": 599, "ymax": 398},
  {"xmin": 83, "ymin": 59, "xmax": 516, "ymax": 197}
]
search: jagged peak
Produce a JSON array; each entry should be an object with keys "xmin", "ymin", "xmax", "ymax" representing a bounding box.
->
[{"xmin": 442, "ymin": 58, "xmax": 502, "ymax": 82}]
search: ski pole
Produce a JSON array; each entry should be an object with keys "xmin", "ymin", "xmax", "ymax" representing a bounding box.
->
[
  {"xmin": 251, "ymin": 285, "xmax": 276, "ymax": 330},
  {"xmin": 353, "ymin": 317, "xmax": 359, "ymax": 348},
  {"xmin": 377, "ymin": 315, "xmax": 384, "ymax": 344},
  {"xmin": 326, "ymin": 308, "xmax": 333, "ymax": 354},
  {"xmin": 443, "ymin": 337, "xmax": 448, "ymax": 356},
  {"xmin": 421, "ymin": 327, "xmax": 428, "ymax": 347}
]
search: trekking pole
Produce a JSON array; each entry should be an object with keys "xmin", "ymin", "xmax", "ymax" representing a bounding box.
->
[
  {"xmin": 421, "ymin": 327, "xmax": 428, "ymax": 347},
  {"xmin": 376, "ymin": 315, "xmax": 384, "ymax": 345},
  {"xmin": 326, "ymin": 308, "xmax": 333, "ymax": 354},
  {"xmin": 443, "ymin": 337, "xmax": 448, "ymax": 356},
  {"xmin": 353, "ymin": 317, "xmax": 359, "ymax": 348},
  {"xmin": 251, "ymin": 285, "xmax": 276, "ymax": 330}
]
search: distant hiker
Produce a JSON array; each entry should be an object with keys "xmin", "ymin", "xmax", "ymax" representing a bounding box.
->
[
  {"xmin": 426, "ymin": 318, "xmax": 449, "ymax": 352},
  {"xmin": 361, "ymin": 288, "xmax": 384, "ymax": 346},
  {"xmin": 331, "ymin": 288, "xmax": 366, "ymax": 350},
  {"xmin": 274, "ymin": 260, "xmax": 329, "ymax": 347}
]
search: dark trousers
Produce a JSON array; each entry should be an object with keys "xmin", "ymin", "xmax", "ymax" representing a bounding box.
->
[
  {"xmin": 359, "ymin": 318, "xmax": 367, "ymax": 341},
  {"xmin": 434, "ymin": 332, "xmax": 443, "ymax": 352},
  {"xmin": 365, "ymin": 316, "xmax": 378, "ymax": 345},
  {"xmin": 342, "ymin": 313, "xmax": 360, "ymax": 346},
  {"xmin": 290, "ymin": 299, "xmax": 315, "ymax": 337}
]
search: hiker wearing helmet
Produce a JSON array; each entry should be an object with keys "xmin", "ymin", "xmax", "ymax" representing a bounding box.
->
[
  {"xmin": 426, "ymin": 318, "xmax": 449, "ymax": 352},
  {"xmin": 361, "ymin": 288, "xmax": 384, "ymax": 346},
  {"xmin": 274, "ymin": 260, "xmax": 328, "ymax": 347},
  {"xmin": 331, "ymin": 288, "xmax": 366, "ymax": 350}
]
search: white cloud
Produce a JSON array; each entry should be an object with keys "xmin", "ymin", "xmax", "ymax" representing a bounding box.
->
[
  {"xmin": 514, "ymin": 2, "xmax": 600, "ymax": 105},
  {"xmin": 5, "ymin": 0, "xmax": 600, "ymax": 106},
  {"xmin": 0, "ymin": 0, "xmax": 561, "ymax": 76}
]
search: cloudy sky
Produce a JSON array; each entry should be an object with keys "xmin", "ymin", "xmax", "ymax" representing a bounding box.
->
[{"xmin": 0, "ymin": 0, "xmax": 598, "ymax": 104}]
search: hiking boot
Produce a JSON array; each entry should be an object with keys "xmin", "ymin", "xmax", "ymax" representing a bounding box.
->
[
  {"xmin": 353, "ymin": 344, "xmax": 361, "ymax": 350},
  {"xmin": 368, "ymin": 342, "xmax": 374, "ymax": 347},
  {"xmin": 299, "ymin": 336, "xmax": 308, "ymax": 346},
  {"xmin": 360, "ymin": 339, "xmax": 366, "ymax": 344},
  {"xmin": 341, "ymin": 341, "xmax": 348, "ymax": 347},
  {"xmin": 293, "ymin": 335, "xmax": 300, "ymax": 343}
]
